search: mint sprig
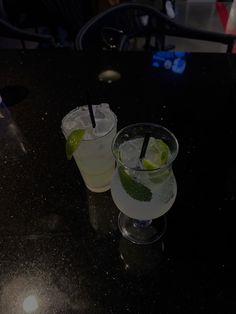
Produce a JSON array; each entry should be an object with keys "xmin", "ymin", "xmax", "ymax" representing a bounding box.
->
[{"xmin": 118, "ymin": 166, "xmax": 152, "ymax": 202}]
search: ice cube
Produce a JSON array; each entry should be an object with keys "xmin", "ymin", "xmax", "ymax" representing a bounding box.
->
[
  {"xmin": 94, "ymin": 103, "xmax": 110, "ymax": 119},
  {"xmin": 119, "ymin": 138, "xmax": 142, "ymax": 168},
  {"xmin": 78, "ymin": 113, "xmax": 92, "ymax": 128},
  {"xmin": 93, "ymin": 118, "xmax": 112, "ymax": 137},
  {"xmin": 62, "ymin": 103, "xmax": 115, "ymax": 139},
  {"xmin": 83, "ymin": 126, "xmax": 95, "ymax": 140}
]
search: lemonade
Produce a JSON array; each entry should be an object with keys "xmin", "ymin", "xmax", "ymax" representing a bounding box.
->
[{"xmin": 62, "ymin": 104, "xmax": 117, "ymax": 192}]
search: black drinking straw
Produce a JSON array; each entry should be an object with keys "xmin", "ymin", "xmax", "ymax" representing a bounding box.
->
[
  {"xmin": 87, "ymin": 92, "xmax": 96, "ymax": 128},
  {"xmin": 139, "ymin": 132, "xmax": 151, "ymax": 160}
]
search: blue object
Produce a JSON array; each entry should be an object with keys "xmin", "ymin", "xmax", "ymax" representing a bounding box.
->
[{"xmin": 152, "ymin": 51, "xmax": 189, "ymax": 74}]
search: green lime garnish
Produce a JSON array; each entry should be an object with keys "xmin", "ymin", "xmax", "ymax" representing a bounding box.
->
[
  {"xmin": 118, "ymin": 166, "xmax": 152, "ymax": 202},
  {"xmin": 142, "ymin": 138, "xmax": 169, "ymax": 170},
  {"xmin": 66, "ymin": 129, "xmax": 85, "ymax": 160},
  {"xmin": 143, "ymin": 159, "xmax": 158, "ymax": 170},
  {"xmin": 142, "ymin": 138, "xmax": 170, "ymax": 184}
]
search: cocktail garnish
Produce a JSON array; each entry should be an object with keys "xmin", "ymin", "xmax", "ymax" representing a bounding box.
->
[
  {"xmin": 142, "ymin": 138, "xmax": 170, "ymax": 184},
  {"xmin": 66, "ymin": 129, "xmax": 85, "ymax": 160},
  {"xmin": 118, "ymin": 166, "xmax": 152, "ymax": 202},
  {"xmin": 142, "ymin": 138, "xmax": 169, "ymax": 170}
]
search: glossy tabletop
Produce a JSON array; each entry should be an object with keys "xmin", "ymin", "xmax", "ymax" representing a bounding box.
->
[{"xmin": 0, "ymin": 50, "xmax": 236, "ymax": 313}]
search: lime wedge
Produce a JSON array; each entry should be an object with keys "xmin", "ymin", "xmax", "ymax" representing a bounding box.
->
[
  {"xmin": 143, "ymin": 138, "xmax": 169, "ymax": 170},
  {"xmin": 143, "ymin": 159, "xmax": 158, "ymax": 170},
  {"xmin": 118, "ymin": 166, "xmax": 152, "ymax": 202},
  {"xmin": 66, "ymin": 129, "xmax": 85, "ymax": 160}
]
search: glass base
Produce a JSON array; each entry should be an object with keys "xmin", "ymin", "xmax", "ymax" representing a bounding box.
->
[
  {"xmin": 118, "ymin": 213, "xmax": 167, "ymax": 245},
  {"xmin": 86, "ymin": 184, "xmax": 110, "ymax": 193}
]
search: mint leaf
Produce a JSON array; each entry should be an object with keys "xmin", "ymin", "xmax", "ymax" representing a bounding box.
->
[{"xmin": 118, "ymin": 166, "xmax": 152, "ymax": 202}]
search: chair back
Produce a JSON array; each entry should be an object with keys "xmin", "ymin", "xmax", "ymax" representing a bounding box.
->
[
  {"xmin": 76, "ymin": 3, "xmax": 236, "ymax": 53},
  {"xmin": 0, "ymin": 17, "xmax": 56, "ymax": 47}
]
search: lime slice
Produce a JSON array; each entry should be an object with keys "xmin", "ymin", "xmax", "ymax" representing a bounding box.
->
[
  {"xmin": 66, "ymin": 129, "xmax": 85, "ymax": 160},
  {"xmin": 143, "ymin": 138, "xmax": 169, "ymax": 170},
  {"xmin": 143, "ymin": 159, "xmax": 158, "ymax": 170},
  {"xmin": 118, "ymin": 166, "xmax": 152, "ymax": 202}
]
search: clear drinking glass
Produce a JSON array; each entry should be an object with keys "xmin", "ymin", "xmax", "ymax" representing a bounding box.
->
[
  {"xmin": 61, "ymin": 104, "xmax": 117, "ymax": 193},
  {"xmin": 111, "ymin": 123, "xmax": 179, "ymax": 244}
]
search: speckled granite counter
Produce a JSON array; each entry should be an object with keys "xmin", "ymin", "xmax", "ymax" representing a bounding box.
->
[{"xmin": 0, "ymin": 50, "xmax": 236, "ymax": 313}]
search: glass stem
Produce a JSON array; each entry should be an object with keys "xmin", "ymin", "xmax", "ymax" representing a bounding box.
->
[{"xmin": 133, "ymin": 219, "xmax": 152, "ymax": 228}]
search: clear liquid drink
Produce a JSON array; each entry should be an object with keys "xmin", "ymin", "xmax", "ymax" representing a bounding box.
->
[
  {"xmin": 111, "ymin": 159, "xmax": 177, "ymax": 220},
  {"xmin": 62, "ymin": 104, "xmax": 117, "ymax": 192},
  {"xmin": 110, "ymin": 123, "xmax": 179, "ymax": 244}
]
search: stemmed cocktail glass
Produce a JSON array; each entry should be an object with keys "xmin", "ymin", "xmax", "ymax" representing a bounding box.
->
[{"xmin": 111, "ymin": 123, "xmax": 179, "ymax": 244}]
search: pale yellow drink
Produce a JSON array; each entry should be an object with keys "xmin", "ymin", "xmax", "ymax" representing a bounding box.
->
[{"xmin": 62, "ymin": 104, "xmax": 117, "ymax": 192}]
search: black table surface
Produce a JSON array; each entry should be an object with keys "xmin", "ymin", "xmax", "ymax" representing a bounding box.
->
[{"xmin": 0, "ymin": 50, "xmax": 236, "ymax": 313}]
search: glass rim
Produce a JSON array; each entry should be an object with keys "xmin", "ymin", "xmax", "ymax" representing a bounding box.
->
[
  {"xmin": 112, "ymin": 122, "xmax": 179, "ymax": 172},
  {"xmin": 62, "ymin": 110, "xmax": 117, "ymax": 142}
]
